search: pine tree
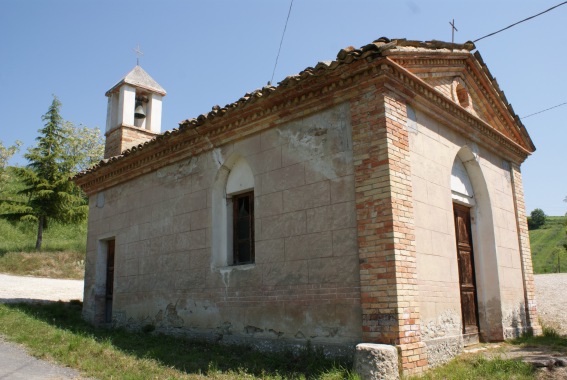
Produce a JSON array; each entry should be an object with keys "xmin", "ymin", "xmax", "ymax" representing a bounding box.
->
[{"xmin": 1, "ymin": 96, "xmax": 88, "ymax": 250}]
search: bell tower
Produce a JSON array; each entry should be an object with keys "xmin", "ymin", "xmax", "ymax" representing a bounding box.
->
[{"xmin": 104, "ymin": 65, "xmax": 166, "ymax": 158}]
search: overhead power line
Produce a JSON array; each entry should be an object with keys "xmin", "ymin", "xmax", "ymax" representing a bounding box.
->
[
  {"xmin": 270, "ymin": 0, "xmax": 294, "ymax": 85},
  {"xmin": 474, "ymin": 1, "xmax": 567, "ymax": 43},
  {"xmin": 521, "ymin": 102, "xmax": 567, "ymax": 120}
]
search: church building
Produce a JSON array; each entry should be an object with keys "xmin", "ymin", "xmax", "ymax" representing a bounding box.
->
[{"xmin": 73, "ymin": 37, "xmax": 541, "ymax": 375}]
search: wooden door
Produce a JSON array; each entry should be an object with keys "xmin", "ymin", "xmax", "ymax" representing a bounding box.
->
[
  {"xmin": 105, "ymin": 240, "xmax": 115, "ymax": 324},
  {"xmin": 453, "ymin": 204, "xmax": 479, "ymax": 343}
]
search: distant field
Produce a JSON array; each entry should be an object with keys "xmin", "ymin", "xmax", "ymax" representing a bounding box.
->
[{"xmin": 530, "ymin": 216, "xmax": 567, "ymax": 274}]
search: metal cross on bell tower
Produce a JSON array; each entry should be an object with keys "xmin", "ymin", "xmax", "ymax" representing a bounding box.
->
[{"xmin": 133, "ymin": 44, "xmax": 144, "ymax": 66}]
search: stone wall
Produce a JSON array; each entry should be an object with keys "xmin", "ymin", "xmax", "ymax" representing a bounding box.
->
[{"xmin": 84, "ymin": 103, "xmax": 362, "ymax": 353}]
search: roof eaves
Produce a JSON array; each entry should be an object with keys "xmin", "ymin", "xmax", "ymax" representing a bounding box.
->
[{"xmin": 73, "ymin": 37, "xmax": 509, "ymax": 182}]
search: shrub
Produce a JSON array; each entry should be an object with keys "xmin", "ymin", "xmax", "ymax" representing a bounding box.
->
[{"xmin": 528, "ymin": 208, "xmax": 546, "ymax": 230}]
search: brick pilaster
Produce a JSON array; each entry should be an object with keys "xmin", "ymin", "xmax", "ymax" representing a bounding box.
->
[
  {"xmin": 510, "ymin": 163, "xmax": 542, "ymax": 336},
  {"xmin": 105, "ymin": 125, "xmax": 158, "ymax": 158},
  {"xmin": 351, "ymin": 85, "xmax": 428, "ymax": 375}
]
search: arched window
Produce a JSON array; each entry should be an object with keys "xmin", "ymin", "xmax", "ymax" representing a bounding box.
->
[
  {"xmin": 226, "ymin": 159, "xmax": 255, "ymax": 265},
  {"xmin": 212, "ymin": 156, "xmax": 255, "ymax": 267}
]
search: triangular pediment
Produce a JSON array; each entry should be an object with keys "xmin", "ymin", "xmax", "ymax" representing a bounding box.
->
[{"xmin": 388, "ymin": 51, "xmax": 534, "ymax": 154}]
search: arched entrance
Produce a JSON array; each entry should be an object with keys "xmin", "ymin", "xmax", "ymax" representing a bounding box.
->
[{"xmin": 451, "ymin": 147, "xmax": 503, "ymax": 343}]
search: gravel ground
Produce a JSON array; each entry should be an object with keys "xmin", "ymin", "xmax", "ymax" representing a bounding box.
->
[
  {"xmin": 534, "ymin": 273, "xmax": 567, "ymax": 335},
  {"xmin": 0, "ymin": 273, "xmax": 83, "ymax": 303}
]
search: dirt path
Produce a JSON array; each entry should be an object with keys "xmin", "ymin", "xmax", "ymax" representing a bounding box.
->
[
  {"xmin": 0, "ymin": 336, "xmax": 87, "ymax": 380},
  {"xmin": 0, "ymin": 273, "xmax": 83, "ymax": 303},
  {"xmin": 535, "ymin": 273, "xmax": 567, "ymax": 335}
]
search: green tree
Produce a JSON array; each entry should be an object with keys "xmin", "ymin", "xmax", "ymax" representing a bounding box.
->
[
  {"xmin": 61, "ymin": 121, "xmax": 104, "ymax": 174},
  {"xmin": 0, "ymin": 140, "xmax": 22, "ymax": 194},
  {"xmin": 0, "ymin": 140, "xmax": 22, "ymax": 169},
  {"xmin": 1, "ymin": 96, "xmax": 89, "ymax": 250},
  {"xmin": 528, "ymin": 208, "xmax": 547, "ymax": 230}
]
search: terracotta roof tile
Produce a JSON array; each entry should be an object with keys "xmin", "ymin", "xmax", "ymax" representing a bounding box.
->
[{"xmin": 74, "ymin": 37, "xmax": 530, "ymax": 181}]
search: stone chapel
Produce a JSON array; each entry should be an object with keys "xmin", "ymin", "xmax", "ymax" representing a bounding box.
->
[{"xmin": 73, "ymin": 37, "xmax": 541, "ymax": 375}]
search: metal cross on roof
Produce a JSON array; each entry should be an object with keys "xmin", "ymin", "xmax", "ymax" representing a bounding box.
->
[
  {"xmin": 133, "ymin": 44, "xmax": 144, "ymax": 66},
  {"xmin": 449, "ymin": 19, "xmax": 458, "ymax": 46}
]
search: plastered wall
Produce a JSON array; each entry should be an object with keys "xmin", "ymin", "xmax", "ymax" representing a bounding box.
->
[
  {"xmin": 83, "ymin": 103, "xmax": 362, "ymax": 352},
  {"xmin": 408, "ymin": 107, "xmax": 528, "ymax": 365}
]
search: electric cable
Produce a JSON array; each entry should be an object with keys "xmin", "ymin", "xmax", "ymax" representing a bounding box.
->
[
  {"xmin": 521, "ymin": 102, "xmax": 567, "ymax": 119},
  {"xmin": 270, "ymin": 0, "xmax": 294, "ymax": 85},
  {"xmin": 474, "ymin": 1, "xmax": 567, "ymax": 43}
]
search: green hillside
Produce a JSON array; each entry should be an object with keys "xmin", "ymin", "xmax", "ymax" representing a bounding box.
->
[
  {"xmin": 530, "ymin": 216, "xmax": 567, "ymax": 274},
  {"xmin": 0, "ymin": 219, "xmax": 86, "ymax": 278},
  {"xmin": 0, "ymin": 218, "xmax": 87, "ymax": 254}
]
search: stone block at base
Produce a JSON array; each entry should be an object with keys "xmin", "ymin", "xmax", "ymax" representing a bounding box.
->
[{"xmin": 353, "ymin": 343, "xmax": 399, "ymax": 380}]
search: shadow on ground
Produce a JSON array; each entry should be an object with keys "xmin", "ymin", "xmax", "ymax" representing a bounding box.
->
[{"xmin": 3, "ymin": 301, "xmax": 352, "ymax": 379}]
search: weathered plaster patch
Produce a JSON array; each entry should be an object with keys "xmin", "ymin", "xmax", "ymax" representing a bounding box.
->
[
  {"xmin": 165, "ymin": 302, "xmax": 184, "ymax": 328},
  {"xmin": 421, "ymin": 309, "xmax": 462, "ymax": 340},
  {"xmin": 216, "ymin": 321, "xmax": 233, "ymax": 340},
  {"xmin": 277, "ymin": 103, "xmax": 351, "ymax": 180},
  {"xmin": 268, "ymin": 329, "xmax": 284, "ymax": 338},
  {"xmin": 112, "ymin": 301, "xmax": 187, "ymax": 331},
  {"xmin": 420, "ymin": 307, "xmax": 463, "ymax": 367},
  {"xmin": 156, "ymin": 157, "xmax": 198, "ymax": 181},
  {"xmin": 212, "ymin": 147, "xmax": 224, "ymax": 169},
  {"xmin": 502, "ymin": 303, "xmax": 528, "ymax": 339},
  {"xmin": 245, "ymin": 325, "xmax": 264, "ymax": 334},
  {"xmin": 109, "ymin": 305, "xmax": 357, "ymax": 359},
  {"xmin": 425, "ymin": 335, "xmax": 463, "ymax": 367}
]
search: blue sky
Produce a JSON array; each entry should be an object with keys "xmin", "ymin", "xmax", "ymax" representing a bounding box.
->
[{"xmin": 1, "ymin": 1, "xmax": 566, "ymax": 215}]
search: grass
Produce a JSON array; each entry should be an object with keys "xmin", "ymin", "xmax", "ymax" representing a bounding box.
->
[
  {"xmin": 0, "ymin": 218, "xmax": 87, "ymax": 254},
  {"xmin": 0, "ymin": 219, "xmax": 86, "ymax": 279},
  {"xmin": 0, "ymin": 250, "xmax": 85, "ymax": 279},
  {"xmin": 406, "ymin": 327, "xmax": 567, "ymax": 380},
  {"xmin": 529, "ymin": 216, "xmax": 567, "ymax": 274},
  {"xmin": 3, "ymin": 301, "xmax": 565, "ymax": 380},
  {"xmin": 407, "ymin": 355, "xmax": 535, "ymax": 380},
  {"xmin": 0, "ymin": 301, "xmax": 357, "ymax": 380},
  {"xmin": 511, "ymin": 324, "xmax": 567, "ymax": 351}
]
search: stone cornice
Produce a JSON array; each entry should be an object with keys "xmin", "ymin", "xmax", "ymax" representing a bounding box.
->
[{"xmin": 74, "ymin": 40, "xmax": 532, "ymax": 194}]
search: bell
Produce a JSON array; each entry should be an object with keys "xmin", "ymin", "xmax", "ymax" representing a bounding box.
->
[{"xmin": 134, "ymin": 102, "xmax": 146, "ymax": 119}]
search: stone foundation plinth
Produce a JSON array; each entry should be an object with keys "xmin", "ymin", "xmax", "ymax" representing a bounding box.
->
[{"xmin": 353, "ymin": 343, "xmax": 399, "ymax": 380}]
